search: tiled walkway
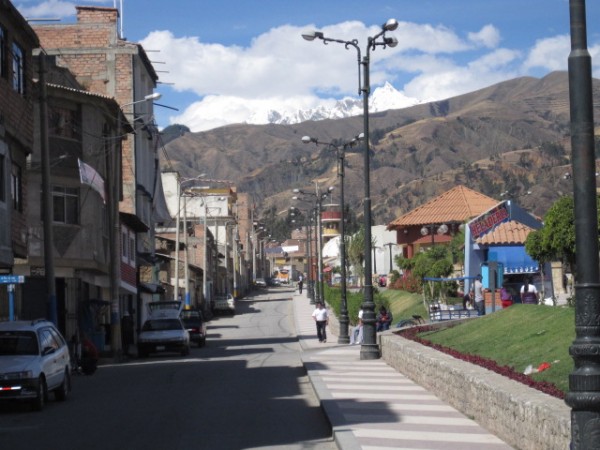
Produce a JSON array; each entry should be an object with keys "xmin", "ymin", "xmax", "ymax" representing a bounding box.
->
[{"xmin": 294, "ymin": 291, "xmax": 513, "ymax": 450}]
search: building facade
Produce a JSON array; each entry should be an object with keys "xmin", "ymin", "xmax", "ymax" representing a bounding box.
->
[{"xmin": 0, "ymin": 0, "xmax": 39, "ymax": 319}]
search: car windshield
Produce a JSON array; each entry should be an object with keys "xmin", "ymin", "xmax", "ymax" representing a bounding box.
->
[
  {"xmin": 142, "ymin": 319, "xmax": 182, "ymax": 332},
  {"xmin": 0, "ymin": 331, "xmax": 39, "ymax": 355}
]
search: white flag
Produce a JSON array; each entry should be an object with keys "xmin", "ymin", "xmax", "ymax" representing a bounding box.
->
[{"xmin": 78, "ymin": 158, "xmax": 106, "ymax": 203}]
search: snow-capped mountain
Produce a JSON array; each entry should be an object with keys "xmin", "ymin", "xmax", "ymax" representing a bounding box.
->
[{"xmin": 246, "ymin": 82, "xmax": 420, "ymax": 126}]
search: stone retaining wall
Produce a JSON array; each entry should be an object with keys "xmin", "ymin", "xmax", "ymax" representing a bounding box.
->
[{"xmin": 379, "ymin": 331, "xmax": 571, "ymax": 450}]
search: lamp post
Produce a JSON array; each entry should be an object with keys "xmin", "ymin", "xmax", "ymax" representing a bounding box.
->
[
  {"xmin": 302, "ymin": 135, "xmax": 360, "ymax": 344},
  {"xmin": 565, "ymin": 1, "xmax": 600, "ymax": 447},
  {"xmin": 420, "ymin": 223, "xmax": 449, "ymax": 246},
  {"xmin": 384, "ymin": 242, "xmax": 395, "ymax": 275},
  {"xmin": 303, "ymin": 18, "xmax": 398, "ymax": 360},
  {"xmin": 174, "ymin": 173, "xmax": 206, "ymax": 307},
  {"xmin": 291, "ymin": 207, "xmax": 316, "ymax": 304},
  {"xmin": 293, "ymin": 185, "xmax": 334, "ymax": 304}
]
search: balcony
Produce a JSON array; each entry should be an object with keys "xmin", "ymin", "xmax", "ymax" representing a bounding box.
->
[{"xmin": 321, "ymin": 211, "xmax": 341, "ymax": 222}]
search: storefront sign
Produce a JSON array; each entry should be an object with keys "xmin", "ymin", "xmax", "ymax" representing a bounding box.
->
[{"xmin": 469, "ymin": 202, "xmax": 510, "ymax": 239}]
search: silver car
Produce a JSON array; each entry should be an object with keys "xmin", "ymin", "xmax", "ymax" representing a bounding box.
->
[
  {"xmin": 0, "ymin": 319, "xmax": 71, "ymax": 411},
  {"xmin": 137, "ymin": 301, "xmax": 190, "ymax": 358}
]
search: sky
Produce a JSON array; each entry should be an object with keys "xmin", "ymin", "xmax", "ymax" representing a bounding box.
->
[{"xmin": 15, "ymin": 0, "xmax": 600, "ymax": 132}]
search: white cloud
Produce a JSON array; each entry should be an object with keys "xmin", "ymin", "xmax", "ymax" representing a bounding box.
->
[
  {"xmin": 468, "ymin": 24, "xmax": 501, "ymax": 49},
  {"xmin": 523, "ymin": 35, "xmax": 570, "ymax": 71},
  {"xmin": 138, "ymin": 20, "xmax": 600, "ymax": 132},
  {"xmin": 15, "ymin": 0, "xmax": 109, "ymax": 19}
]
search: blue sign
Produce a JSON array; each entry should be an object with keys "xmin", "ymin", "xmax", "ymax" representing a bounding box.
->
[{"xmin": 0, "ymin": 275, "xmax": 25, "ymax": 284}]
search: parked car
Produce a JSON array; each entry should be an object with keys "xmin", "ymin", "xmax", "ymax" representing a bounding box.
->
[
  {"xmin": 137, "ymin": 301, "xmax": 190, "ymax": 357},
  {"xmin": 180, "ymin": 310, "xmax": 207, "ymax": 347},
  {"xmin": 213, "ymin": 294, "xmax": 235, "ymax": 315},
  {"xmin": 255, "ymin": 278, "xmax": 267, "ymax": 288},
  {"xmin": 0, "ymin": 319, "xmax": 71, "ymax": 411}
]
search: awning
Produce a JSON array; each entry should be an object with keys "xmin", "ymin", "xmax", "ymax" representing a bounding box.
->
[
  {"xmin": 488, "ymin": 246, "xmax": 539, "ymax": 274},
  {"xmin": 323, "ymin": 266, "xmax": 333, "ymax": 273}
]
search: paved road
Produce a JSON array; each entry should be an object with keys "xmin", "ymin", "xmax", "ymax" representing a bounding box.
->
[{"xmin": 0, "ymin": 287, "xmax": 335, "ymax": 450}]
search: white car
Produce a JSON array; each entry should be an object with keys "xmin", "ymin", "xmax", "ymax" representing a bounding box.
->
[
  {"xmin": 0, "ymin": 319, "xmax": 71, "ymax": 411},
  {"xmin": 213, "ymin": 294, "xmax": 235, "ymax": 315},
  {"xmin": 137, "ymin": 301, "xmax": 190, "ymax": 358}
]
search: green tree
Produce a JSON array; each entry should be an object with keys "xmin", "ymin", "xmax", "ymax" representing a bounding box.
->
[
  {"xmin": 347, "ymin": 226, "xmax": 366, "ymax": 285},
  {"xmin": 525, "ymin": 196, "xmax": 577, "ymax": 275}
]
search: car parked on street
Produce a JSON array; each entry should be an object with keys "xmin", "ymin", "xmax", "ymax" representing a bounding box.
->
[
  {"xmin": 255, "ymin": 278, "xmax": 267, "ymax": 288},
  {"xmin": 180, "ymin": 310, "xmax": 207, "ymax": 347},
  {"xmin": 137, "ymin": 301, "xmax": 190, "ymax": 358},
  {"xmin": 0, "ymin": 319, "xmax": 71, "ymax": 411},
  {"xmin": 212, "ymin": 294, "xmax": 235, "ymax": 315}
]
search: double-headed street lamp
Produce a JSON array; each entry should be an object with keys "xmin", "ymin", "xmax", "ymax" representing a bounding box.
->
[
  {"xmin": 301, "ymin": 135, "xmax": 361, "ymax": 344},
  {"xmin": 293, "ymin": 185, "xmax": 334, "ymax": 304},
  {"xmin": 303, "ymin": 18, "xmax": 398, "ymax": 360},
  {"xmin": 290, "ymin": 206, "xmax": 315, "ymax": 303}
]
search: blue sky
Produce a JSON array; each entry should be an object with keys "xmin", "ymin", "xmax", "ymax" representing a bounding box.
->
[{"xmin": 16, "ymin": 0, "xmax": 600, "ymax": 132}]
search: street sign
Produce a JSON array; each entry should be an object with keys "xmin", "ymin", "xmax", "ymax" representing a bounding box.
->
[{"xmin": 0, "ymin": 275, "xmax": 25, "ymax": 284}]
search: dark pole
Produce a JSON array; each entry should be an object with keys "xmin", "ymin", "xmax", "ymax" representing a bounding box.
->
[
  {"xmin": 301, "ymin": 19, "xmax": 398, "ymax": 360},
  {"xmin": 39, "ymin": 53, "xmax": 57, "ymax": 325},
  {"xmin": 360, "ymin": 46, "xmax": 379, "ymax": 360},
  {"xmin": 316, "ymin": 194, "xmax": 324, "ymax": 304},
  {"xmin": 565, "ymin": 1, "xmax": 600, "ymax": 448},
  {"xmin": 385, "ymin": 243, "xmax": 394, "ymax": 274},
  {"xmin": 306, "ymin": 212, "xmax": 315, "ymax": 304},
  {"xmin": 338, "ymin": 145, "xmax": 349, "ymax": 344}
]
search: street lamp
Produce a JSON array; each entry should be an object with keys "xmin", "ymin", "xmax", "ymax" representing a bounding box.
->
[
  {"xmin": 565, "ymin": 1, "xmax": 600, "ymax": 446},
  {"xmin": 420, "ymin": 223, "xmax": 449, "ymax": 245},
  {"xmin": 384, "ymin": 242, "xmax": 396, "ymax": 275},
  {"xmin": 303, "ymin": 18, "xmax": 398, "ymax": 360},
  {"xmin": 291, "ymin": 207, "xmax": 316, "ymax": 303},
  {"xmin": 293, "ymin": 185, "xmax": 334, "ymax": 304},
  {"xmin": 302, "ymin": 134, "xmax": 360, "ymax": 344},
  {"xmin": 174, "ymin": 173, "xmax": 206, "ymax": 307}
]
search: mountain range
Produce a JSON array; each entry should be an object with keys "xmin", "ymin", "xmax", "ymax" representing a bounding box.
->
[
  {"xmin": 245, "ymin": 82, "xmax": 420, "ymax": 126},
  {"xmin": 161, "ymin": 71, "xmax": 599, "ymax": 227}
]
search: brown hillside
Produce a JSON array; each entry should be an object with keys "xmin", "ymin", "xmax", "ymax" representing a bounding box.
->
[{"xmin": 161, "ymin": 71, "xmax": 598, "ymax": 224}]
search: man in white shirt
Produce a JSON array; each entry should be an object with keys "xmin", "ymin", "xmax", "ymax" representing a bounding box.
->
[{"xmin": 311, "ymin": 302, "xmax": 329, "ymax": 343}]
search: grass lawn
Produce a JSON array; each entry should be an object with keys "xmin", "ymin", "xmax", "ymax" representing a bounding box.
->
[{"xmin": 382, "ymin": 289, "xmax": 574, "ymax": 394}]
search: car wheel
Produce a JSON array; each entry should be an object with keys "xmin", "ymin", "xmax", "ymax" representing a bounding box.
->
[
  {"xmin": 31, "ymin": 376, "xmax": 47, "ymax": 412},
  {"xmin": 199, "ymin": 337, "xmax": 206, "ymax": 348},
  {"xmin": 137, "ymin": 346, "xmax": 147, "ymax": 358},
  {"xmin": 181, "ymin": 345, "xmax": 190, "ymax": 356},
  {"xmin": 55, "ymin": 368, "xmax": 71, "ymax": 401}
]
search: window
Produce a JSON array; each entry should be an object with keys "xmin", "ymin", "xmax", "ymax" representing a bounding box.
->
[
  {"xmin": 11, "ymin": 163, "xmax": 22, "ymax": 212},
  {"xmin": 121, "ymin": 230, "xmax": 128, "ymax": 262},
  {"xmin": 0, "ymin": 26, "xmax": 6, "ymax": 79},
  {"xmin": 11, "ymin": 42, "xmax": 24, "ymax": 95},
  {"xmin": 129, "ymin": 235, "xmax": 135, "ymax": 263},
  {"xmin": 52, "ymin": 186, "xmax": 79, "ymax": 224}
]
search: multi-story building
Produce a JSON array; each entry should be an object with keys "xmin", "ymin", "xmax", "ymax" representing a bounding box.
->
[
  {"xmin": 0, "ymin": 0, "xmax": 39, "ymax": 319},
  {"xmin": 16, "ymin": 67, "xmax": 131, "ymax": 350},
  {"xmin": 33, "ymin": 7, "xmax": 170, "ymax": 340}
]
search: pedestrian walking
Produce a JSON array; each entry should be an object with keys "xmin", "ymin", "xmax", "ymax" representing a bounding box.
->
[
  {"xmin": 298, "ymin": 278, "xmax": 303, "ymax": 294},
  {"xmin": 471, "ymin": 274, "xmax": 485, "ymax": 316},
  {"xmin": 311, "ymin": 302, "xmax": 329, "ymax": 343}
]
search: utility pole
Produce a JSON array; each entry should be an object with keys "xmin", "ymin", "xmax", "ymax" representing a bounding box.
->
[{"xmin": 38, "ymin": 53, "xmax": 57, "ymax": 325}]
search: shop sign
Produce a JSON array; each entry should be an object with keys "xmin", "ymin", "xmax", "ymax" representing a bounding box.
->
[{"xmin": 469, "ymin": 202, "xmax": 510, "ymax": 239}]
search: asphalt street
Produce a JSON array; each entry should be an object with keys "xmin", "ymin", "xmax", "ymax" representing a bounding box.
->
[{"xmin": 0, "ymin": 286, "xmax": 335, "ymax": 450}]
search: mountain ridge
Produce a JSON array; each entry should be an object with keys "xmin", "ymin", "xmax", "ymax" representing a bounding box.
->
[{"xmin": 162, "ymin": 71, "xmax": 597, "ymax": 225}]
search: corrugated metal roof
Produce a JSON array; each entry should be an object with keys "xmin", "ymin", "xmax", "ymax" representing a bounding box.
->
[
  {"xmin": 476, "ymin": 220, "xmax": 534, "ymax": 245},
  {"xmin": 387, "ymin": 185, "xmax": 499, "ymax": 228}
]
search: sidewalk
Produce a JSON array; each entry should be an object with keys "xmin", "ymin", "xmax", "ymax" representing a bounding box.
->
[{"xmin": 293, "ymin": 290, "xmax": 514, "ymax": 450}]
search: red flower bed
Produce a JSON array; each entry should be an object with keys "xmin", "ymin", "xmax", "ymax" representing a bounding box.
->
[{"xmin": 398, "ymin": 325, "xmax": 565, "ymax": 399}]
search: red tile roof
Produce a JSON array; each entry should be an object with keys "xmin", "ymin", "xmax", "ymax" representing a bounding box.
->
[
  {"xmin": 475, "ymin": 220, "xmax": 534, "ymax": 245},
  {"xmin": 387, "ymin": 185, "xmax": 499, "ymax": 229}
]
